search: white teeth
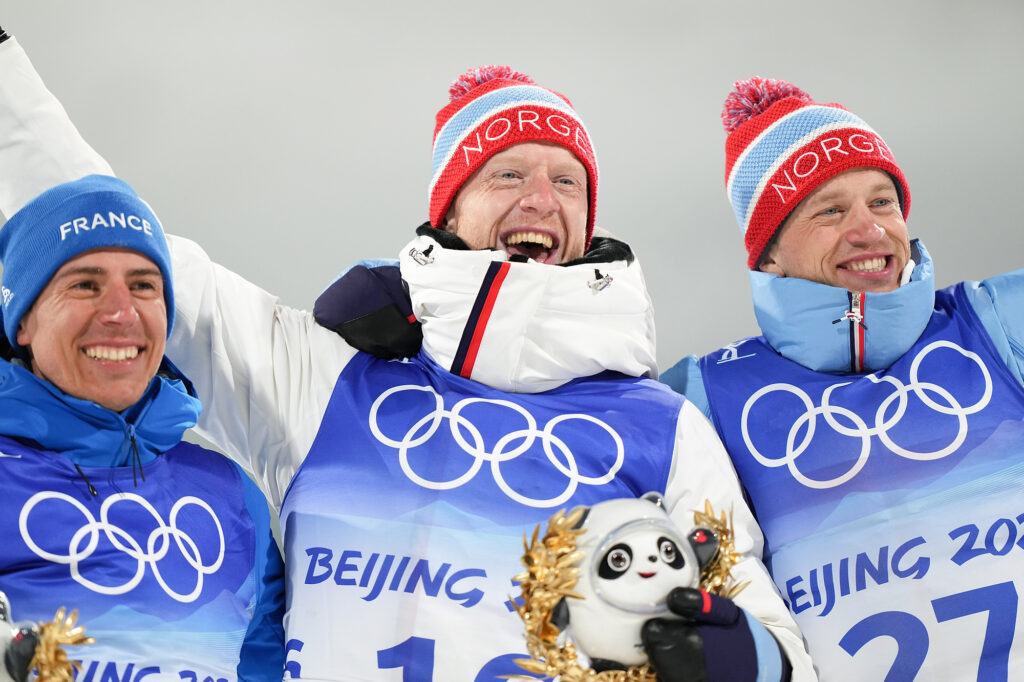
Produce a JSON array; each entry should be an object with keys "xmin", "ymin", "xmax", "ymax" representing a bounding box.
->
[
  {"xmin": 85, "ymin": 346, "xmax": 140, "ymax": 361},
  {"xmin": 846, "ymin": 257, "xmax": 887, "ymax": 272},
  {"xmin": 505, "ymin": 231, "xmax": 553, "ymax": 249}
]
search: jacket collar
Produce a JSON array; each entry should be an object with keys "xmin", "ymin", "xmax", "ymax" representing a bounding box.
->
[
  {"xmin": 750, "ymin": 239, "xmax": 936, "ymax": 373},
  {"xmin": 0, "ymin": 356, "xmax": 201, "ymax": 466},
  {"xmin": 399, "ymin": 230, "xmax": 658, "ymax": 393}
]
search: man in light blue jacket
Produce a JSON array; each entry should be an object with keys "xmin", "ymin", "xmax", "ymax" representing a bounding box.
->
[{"xmin": 663, "ymin": 76, "xmax": 1024, "ymax": 681}]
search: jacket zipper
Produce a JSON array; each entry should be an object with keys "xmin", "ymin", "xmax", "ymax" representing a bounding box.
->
[
  {"xmin": 833, "ymin": 291, "xmax": 867, "ymax": 372},
  {"xmin": 849, "ymin": 292, "xmax": 866, "ymax": 372},
  {"xmin": 128, "ymin": 424, "xmax": 145, "ymax": 487}
]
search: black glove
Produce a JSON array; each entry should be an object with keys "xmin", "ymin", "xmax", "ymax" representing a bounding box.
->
[
  {"xmin": 4, "ymin": 625, "xmax": 38, "ymax": 682},
  {"xmin": 1, "ymin": 592, "xmax": 37, "ymax": 682},
  {"xmin": 642, "ymin": 587, "xmax": 791, "ymax": 682},
  {"xmin": 313, "ymin": 260, "xmax": 422, "ymax": 360}
]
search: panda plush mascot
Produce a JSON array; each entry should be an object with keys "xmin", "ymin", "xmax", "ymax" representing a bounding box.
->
[
  {"xmin": 516, "ymin": 493, "xmax": 794, "ymax": 682},
  {"xmin": 559, "ymin": 493, "xmax": 719, "ymax": 669}
]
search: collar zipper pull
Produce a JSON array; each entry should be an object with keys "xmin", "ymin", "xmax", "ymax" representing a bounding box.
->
[
  {"xmin": 127, "ymin": 424, "xmax": 145, "ymax": 487},
  {"xmin": 832, "ymin": 309, "xmax": 867, "ymax": 329},
  {"xmin": 74, "ymin": 463, "xmax": 98, "ymax": 497},
  {"xmin": 589, "ymin": 268, "xmax": 613, "ymax": 292},
  {"xmin": 834, "ymin": 292, "xmax": 867, "ymax": 372},
  {"xmin": 410, "ymin": 244, "xmax": 435, "ymax": 265}
]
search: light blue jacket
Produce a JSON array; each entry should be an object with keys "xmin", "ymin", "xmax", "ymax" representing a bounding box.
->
[{"xmin": 663, "ymin": 240, "xmax": 1024, "ymax": 409}]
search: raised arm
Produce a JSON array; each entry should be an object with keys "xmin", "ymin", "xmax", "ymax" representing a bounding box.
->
[
  {"xmin": 0, "ymin": 29, "xmax": 358, "ymax": 507},
  {"xmin": 0, "ymin": 34, "xmax": 112, "ymax": 217},
  {"xmin": 165, "ymin": 234, "xmax": 357, "ymax": 506}
]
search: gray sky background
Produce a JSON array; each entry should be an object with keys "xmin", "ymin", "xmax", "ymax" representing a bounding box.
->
[{"xmin": 5, "ymin": 1, "xmax": 1023, "ymax": 371}]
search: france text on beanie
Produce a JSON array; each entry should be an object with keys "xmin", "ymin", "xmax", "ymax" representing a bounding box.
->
[{"xmin": 0, "ymin": 175, "xmax": 174, "ymax": 352}]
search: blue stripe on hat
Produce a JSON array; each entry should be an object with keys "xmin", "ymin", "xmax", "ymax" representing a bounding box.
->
[
  {"xmin": 727, "ymin": 106, "xmax": 873, "ymax": 234},
  {"xmin": 430, "ymin": 85, "xmax": 578, "ymax": 183}
]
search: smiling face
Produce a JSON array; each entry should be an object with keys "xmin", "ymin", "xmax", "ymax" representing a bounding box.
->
[
  {"xmin": 758, "ymin": 168, "xmax": 911, "ymax": 293},
  {"xmin": 567, "ymin": 518, "xmax": 698, "ymax": 666},
  {"xmin": 593, "ymin": 528, "xmax": 695, "ymax": 608},
  {"xmin": 444, "ymin": 142, "xmax": 588, "ymax": 264},
  {"xmin": 16, "ymin": 248, "xmax": 167, "ymax": 412}
]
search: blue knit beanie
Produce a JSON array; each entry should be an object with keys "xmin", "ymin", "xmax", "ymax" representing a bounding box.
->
[{"xmin": 0, "ymin": 175, "xmax": 174, "ymax": 353}]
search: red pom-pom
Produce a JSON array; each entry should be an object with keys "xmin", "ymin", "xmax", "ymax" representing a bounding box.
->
[
  {"xmin": 721, "ymin": 77, "xmax": 812, "ymax": 133},
  {"xmin": 448, "ymin": 65, "xmax": 535, "ymax": 103}
]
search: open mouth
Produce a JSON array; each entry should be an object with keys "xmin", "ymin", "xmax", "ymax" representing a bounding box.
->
[
  {"xmin": 84, "ymin": 345, "xmax": 142, "ymax": 362},
  {"xmin": 840, "ymin": 255, "xmax": 890, "ymax": 273},
  {"xmin": 502, "ymin": 230, "xmax": 558, "ymax": 263},
  {"xmin": 637, "ymin": 571, "xmax": 656, "ymax": 579}
]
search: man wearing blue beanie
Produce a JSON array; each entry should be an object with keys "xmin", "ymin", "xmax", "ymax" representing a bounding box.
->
[{"xmin": 0, "ymin": 173, "xmax": 286, "ymax": 681}]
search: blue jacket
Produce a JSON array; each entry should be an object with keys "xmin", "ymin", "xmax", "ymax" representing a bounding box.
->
[
  {"xmin": 664, "ymin": 241, "xmax": 1024, "ymax": 406},
  {"xmin": 0, "ymin": 353, "xmax": 285, "ymax": 681},
  {"xmin": 662, "ymin": 240, "xmax": 1024, "ymax": 680}
]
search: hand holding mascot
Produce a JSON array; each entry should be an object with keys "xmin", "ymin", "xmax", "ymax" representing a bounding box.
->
[{"xmin": 514, "ymin": 493, "xmax": 790, "ymax": 682}]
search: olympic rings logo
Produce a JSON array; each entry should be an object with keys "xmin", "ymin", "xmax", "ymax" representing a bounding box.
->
[
  {"xmin": 740, "ymin": 340, "xmax": 993, "ymax": 489},
  {"xmin": 19, "ymin": 491, "xmax": 225, "ymax": 603},
  {"xmin": 368, "ymin": 384, "xmax": 625, "ymax": 508}
]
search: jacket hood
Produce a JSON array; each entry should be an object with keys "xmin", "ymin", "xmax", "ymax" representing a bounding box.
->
[
  {"xmin": 0, "ymin": 355, "xmax": 201, "ymax": 467},
  {"xmin": 750, "ymin": 239, "xmax": 935, "ymax": 373},
  {"xmin": 399, "ymin": 231, "xmax": 658, "ymax": 393}
]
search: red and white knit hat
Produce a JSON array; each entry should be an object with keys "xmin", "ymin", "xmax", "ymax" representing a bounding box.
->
[
  {"xmin": 722, "ymin": 77, "xmax": 911, "ymax": 269},
  {"xmin": 428, "ymin": 66, "xmax": 599, "ymax": 248}
]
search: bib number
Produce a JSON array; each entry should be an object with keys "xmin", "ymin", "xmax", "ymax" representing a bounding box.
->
[
  {"xmin": 839, "ymin": 582, "xmax": 1017, "ymax": 680},
  {"xmin": 376, "ymin": 636, "xmax": 545, "ymax": 681}
]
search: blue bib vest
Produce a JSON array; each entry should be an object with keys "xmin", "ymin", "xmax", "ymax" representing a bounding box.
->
[
  {"xmin": 279, "ymin": 352, "xmax": 680, "ymax": 681},
  {"xmin": 0, "ymin": 437, "xmax": 259, "ymax": 682},
  {"xmin": 703, "ymin": 284, "xmax": 1024, "ymax": 680}
]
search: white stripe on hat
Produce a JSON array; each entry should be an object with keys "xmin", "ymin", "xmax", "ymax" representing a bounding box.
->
[
  {"xmin": 739, "ymin": 121, "xmax": 880, "ymax": 234},
  {"xmin": 427, "ymin": 97, "xmax": 578, "ymax": 201},
  {"xmin": 726, "ymin": 105, "xmax": 877, "ymax": 235}
]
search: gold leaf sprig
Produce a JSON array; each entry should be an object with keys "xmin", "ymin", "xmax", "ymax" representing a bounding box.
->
[
  {"xmin": 509, "ymin": 507, "xmax": 652, "ymax": 682},
  {"xmin": 29, "ymin": 607, "xmax": 94, "ymax": 682}
]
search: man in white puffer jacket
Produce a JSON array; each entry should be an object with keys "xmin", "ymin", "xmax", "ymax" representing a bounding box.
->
[{"xmin": 0, "ymin": 30, "xmax": 813, "ymax": 681}]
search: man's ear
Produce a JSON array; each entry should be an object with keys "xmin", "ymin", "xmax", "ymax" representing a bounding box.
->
[
  {"xmin": 757, "ymin": 248, "xmax": 785, "ymax": 276},
  {"xmin": 442, "ymin": 207, "xmax": 457, "ymax": 233},
  {"xmin": 15, "ymin": 318, "xmax": 30, "ymax": 347}
]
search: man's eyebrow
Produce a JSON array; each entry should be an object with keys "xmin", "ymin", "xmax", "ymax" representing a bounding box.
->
[
  {"xmin": 805, "ymin": 182, "xmax": 898, "ymax": 207},
  {"xmin": 52, "ymin": 266, "xmax": 162, "ymax": 280},
  {"xmin": 52, "ymin": 266, "xmax": 104, "ymax": 280}
]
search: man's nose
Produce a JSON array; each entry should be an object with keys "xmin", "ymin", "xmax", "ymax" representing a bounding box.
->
[
  {"xmin": 519, "ymin": 175, "xmax": 559, "ymax": 214},
  {"xmin": 844, "ymin": 205, "xmax": 886, "ymax": 245},
  {"xmin": 98, "ymin": 283, "xmax": 139, "ymax": 323}
]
